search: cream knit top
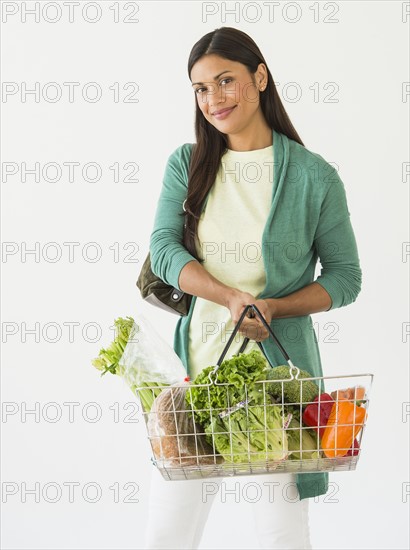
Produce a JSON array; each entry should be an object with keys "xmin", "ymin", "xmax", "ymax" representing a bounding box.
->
[{"xmin": 187, "ymin": 144, "xmax": 274, "ymax": 380}]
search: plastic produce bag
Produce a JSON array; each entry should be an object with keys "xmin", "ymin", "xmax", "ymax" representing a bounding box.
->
[
  {"xmin": 119, "ymin": 313, "xmax": 187, "ymax": 386},
  {"xmin": 147, "ymin": 382, "xmax": 223, "ymax": 468},
  {"xmin": 117, "ymin": 313, "xmax": 188, "ymax": 412}
]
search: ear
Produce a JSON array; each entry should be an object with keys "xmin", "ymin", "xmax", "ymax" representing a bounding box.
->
[{"xmin": 256, "ymin": 63, "xmax": 268, "ymax": 87}]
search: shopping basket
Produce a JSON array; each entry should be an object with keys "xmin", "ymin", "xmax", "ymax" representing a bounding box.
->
[{"xmin": 136, "ymin": 304, "xmax": 373, "ymax": 481}]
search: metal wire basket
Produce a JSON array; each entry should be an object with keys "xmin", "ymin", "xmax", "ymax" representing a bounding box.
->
[{"xmin": 136, "ymin": 305, "xmax": 373, "ymax": 481}]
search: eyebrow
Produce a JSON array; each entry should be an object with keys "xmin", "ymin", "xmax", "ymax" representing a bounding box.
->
[{"xmin": 191, "ymin": 70, "xmax": 233, "ymax": 87}]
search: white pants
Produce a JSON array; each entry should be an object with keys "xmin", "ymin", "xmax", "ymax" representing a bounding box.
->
[{"xmin": 144, "ymin": 467, "xmax": 312, "ymax": 550}]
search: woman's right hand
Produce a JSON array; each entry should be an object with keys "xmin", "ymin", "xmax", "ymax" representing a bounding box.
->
[{"xmin": 225, "ymin": 289, "xmax": 272, "ymax": 342}]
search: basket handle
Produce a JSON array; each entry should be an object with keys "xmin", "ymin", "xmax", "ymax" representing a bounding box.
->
[
  {"xmin": 238, "ymin": 337, "xmax": 273, "ymax": 367},
  {"xmin": 211, "ymin": 304, "xmax": 300, "ymax": 378}
]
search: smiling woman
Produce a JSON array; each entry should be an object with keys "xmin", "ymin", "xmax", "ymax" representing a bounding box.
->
[
  {"xmin": 190, "ymin": 55, "xmax": 272, "ymax": 147},
  {"xmin": 145, "ymin": 25, "xmax": 362, "ymax": 550}
]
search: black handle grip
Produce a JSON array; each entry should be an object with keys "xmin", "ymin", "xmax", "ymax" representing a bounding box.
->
[{"xmin": 215, "ymin": 304, "xmax": 291, "ymax": 368}]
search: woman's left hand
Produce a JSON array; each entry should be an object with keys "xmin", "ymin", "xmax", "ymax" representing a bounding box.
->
[{"xmin": 238, "ymin": 299, "xmax": 272, "ymax": 342}]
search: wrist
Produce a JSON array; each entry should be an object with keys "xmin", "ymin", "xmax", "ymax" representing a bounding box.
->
[
  {"xmin": 223, "ymin": 287, "xmax": 242, "ymax": 309},
  {"xmin": 264, "ymin": 298, "xmax": 280, "ymax": 318}
]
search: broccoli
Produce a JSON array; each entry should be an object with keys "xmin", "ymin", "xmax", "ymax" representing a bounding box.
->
[{"xmin": 265, "ymin": 365, "xmax": 319, "ymax": 407}]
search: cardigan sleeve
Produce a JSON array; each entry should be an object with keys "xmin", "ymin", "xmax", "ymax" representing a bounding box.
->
[
  {"xmin": 313, "ymin": 171, "xmax": 362, "ymax": 309},
  {"xmin": 149, "ymin": 145, "xmax": 197, "ymax": 290}
]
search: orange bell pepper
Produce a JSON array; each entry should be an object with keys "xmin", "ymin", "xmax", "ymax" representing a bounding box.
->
[
  {"xmin": 322, "ymin": 400, "xmax": 367, "ymax": 458},
  {"xmin": 330, "ymin": 386, "xmax": 366, "ymax": 402}
]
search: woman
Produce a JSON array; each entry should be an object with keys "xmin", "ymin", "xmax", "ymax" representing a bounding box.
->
[{"xmin": 146, "ymin": 27, "xmax": 361, "ymax": 549}]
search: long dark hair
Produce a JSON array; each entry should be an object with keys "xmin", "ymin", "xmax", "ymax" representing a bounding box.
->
[{"xmin": 184, "ymin": 26, "xmax": 304, "ymax": 262}]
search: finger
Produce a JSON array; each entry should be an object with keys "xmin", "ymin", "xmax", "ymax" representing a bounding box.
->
[
  {"xmin": 239, "ymin": 325, "xmax": 258, "ymax": 338},
  {"xmin": 239, "ymin": 319, "xmax": 258, "ymax": 332},
  {"xmin": 239, "ymin": 325, "xmax": 269, "ymax": 340}
]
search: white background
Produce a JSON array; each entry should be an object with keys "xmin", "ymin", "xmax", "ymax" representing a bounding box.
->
[{"xmin": 1, "ymin": 1, "xmax": 409, "ymax": 549}]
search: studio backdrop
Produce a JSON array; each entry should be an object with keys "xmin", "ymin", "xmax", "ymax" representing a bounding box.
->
[{"xmin": 1, "ymin": 2, "xmax": 409, "ymax": 549}]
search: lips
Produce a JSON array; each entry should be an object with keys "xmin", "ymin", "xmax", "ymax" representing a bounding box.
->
[{"xmin": 212, "ymin": 106, "xmax": 236, "ymax": 116}]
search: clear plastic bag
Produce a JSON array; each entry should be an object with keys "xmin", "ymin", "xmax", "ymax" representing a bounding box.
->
[
  {"xmin": 147, "ymin": 382, "xmax": 222, "ymax": 468},
  {"xmin": 118, "ymin": 313, "xmax": 187, "ymax": 388},
  {"xmin": 117, "ymin": 313, "xmax": 188, "ymax": 412}
]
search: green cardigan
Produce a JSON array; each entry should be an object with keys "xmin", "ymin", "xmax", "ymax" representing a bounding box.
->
[{"xmin": 150, "ymin": 128, "xmax": 362, "ymax": 500}]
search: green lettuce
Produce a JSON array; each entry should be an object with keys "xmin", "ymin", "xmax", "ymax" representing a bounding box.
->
[
  {"xmin": 186, "ymin": 349, "xmax": 271, "ymax": 426},
  {"xmin": 204, "ymin": 403, "xmax": 289, "ymax": 463},
  {"xmin": 186, "ymin": 350, "xmax": 289, "ymax": 463},
  {"xmin": 285, "ymin": 415, "xmax": 320, "ymax": 460}
]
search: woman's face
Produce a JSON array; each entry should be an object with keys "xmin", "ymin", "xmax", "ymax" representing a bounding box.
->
[{"xmin": 190, "ymin": 54, "xmax": 267, "ymax": 134}]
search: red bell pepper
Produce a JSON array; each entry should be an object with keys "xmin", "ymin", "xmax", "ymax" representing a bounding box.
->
[
  {"xmin": 302, "ymin": 393, "xmax": 334, "ymax": 437},
  {"xmin": 345, "ymin": 437, "xmax": 360, "ymax": 456}
]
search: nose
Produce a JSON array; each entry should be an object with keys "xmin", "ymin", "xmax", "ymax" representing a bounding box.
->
[{"xmin": 200, "ymin": 84, "xmax": 226, "ymax": 111}]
